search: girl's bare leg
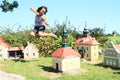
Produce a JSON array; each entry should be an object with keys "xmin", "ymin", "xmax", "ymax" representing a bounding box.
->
[{"xmin": 38, "ymin": 32, "xmax": 57, "ymax": 39}]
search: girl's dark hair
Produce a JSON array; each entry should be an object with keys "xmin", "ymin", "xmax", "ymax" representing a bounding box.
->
[{"xmin": 37, "ymin": 6, "xmax": 48, "ymax": 14}]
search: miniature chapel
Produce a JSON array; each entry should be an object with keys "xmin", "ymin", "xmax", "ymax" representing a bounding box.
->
[{"xmin": 51, "ymin": 26, "xmax": 80, "ymax": 72}]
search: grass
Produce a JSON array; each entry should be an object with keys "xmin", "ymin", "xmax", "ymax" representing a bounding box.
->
[
  {"xmin": 108, "ymin": 36, "xmax": 120, "ymax": 44},
  {"xmin": 0, "ymin": 56, "xmax": 120, "ymax": 80}
]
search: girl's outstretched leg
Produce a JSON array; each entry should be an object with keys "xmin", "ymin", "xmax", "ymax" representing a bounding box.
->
[{"xmin": 38, "ymin": 32, "xmax": 58, "ymax": 39}]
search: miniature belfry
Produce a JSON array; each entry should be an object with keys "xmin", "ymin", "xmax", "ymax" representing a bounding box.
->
[{"xmin": 51, "ymin": 26, "xmax": 80, "ymax": 72}]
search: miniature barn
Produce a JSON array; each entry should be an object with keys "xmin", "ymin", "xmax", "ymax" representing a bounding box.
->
[
  {"xmin": 74, "ymin": 25, "xmax": 99, "ymax": 61},
  {"xmin": 51, "ymin": 26, "xmax": 80, "ymax": 72},
  {"xmin": 8, "ymin": 46, "xmax": 24, "ymax": 59}
]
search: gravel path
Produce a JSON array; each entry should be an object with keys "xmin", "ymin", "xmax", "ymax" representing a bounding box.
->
[{"xmin": 0, "ymin": 71, "xmax": 25, "ymax": 80}]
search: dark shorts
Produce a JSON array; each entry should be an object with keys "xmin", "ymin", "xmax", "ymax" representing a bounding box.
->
[{"xmin": 32, "ymin": 26, "xmax": 45, "ymax": 34}]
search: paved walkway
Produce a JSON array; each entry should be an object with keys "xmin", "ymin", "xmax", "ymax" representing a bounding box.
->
[{"xmin": 0, "ymin": 71, "xmax": 25, "ymax": 80}]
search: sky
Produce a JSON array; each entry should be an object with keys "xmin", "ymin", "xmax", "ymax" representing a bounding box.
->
[{"xmin": 0, "ymin": 0, "xmax": 120, "ymax": 34}]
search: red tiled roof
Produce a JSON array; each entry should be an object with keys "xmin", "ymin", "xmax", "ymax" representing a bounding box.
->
[
  {"xmin": 0, "ymin": 37, "xmax": 9, "ymax": 47},
  {"xmin": 51, "ymin": 47, "xmax": 80, "ymax": 58},
  {"xmin": 74, "ymin": 35, "xmax": 99, "ymax": 45},
  {"xmin": 115, "ymin": 44, "xmax": 120, "ymax": 52},
  {"xmin": 8, "ymin": 46, "xmax": 24, "ymax": 51}
]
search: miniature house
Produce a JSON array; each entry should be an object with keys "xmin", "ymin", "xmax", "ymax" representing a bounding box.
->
[
  {"xmin": 22, "ymin": 42, "xmax": 39, "ymax": 60},
  {"xmin": 8, "ymin": 46, "xmax": 24, "ymax": 59},
  {"xmin": 0, "ymin": 37, "xmax": 9, "ymax": 59},
  {"xmin": 51, "ymin": 27, "xmax": 80, "ymax": 72},
  {"xmin": 74, "ymin": 25, "xmax": 99, "ymax": 61},
  {"xmin": 103, "ymin": 41, "xmax": 120, "ymax": 68}
]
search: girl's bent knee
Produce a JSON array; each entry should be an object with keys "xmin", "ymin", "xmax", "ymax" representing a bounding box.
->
[{"xmin": 30, "ymin": 32, "xmax": 35, "ymax": 37}]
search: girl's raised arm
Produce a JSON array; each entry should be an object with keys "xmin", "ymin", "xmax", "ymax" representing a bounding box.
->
[{"xmin": 30, "ymin": 7, "xmax": 39, "ymax": 15}]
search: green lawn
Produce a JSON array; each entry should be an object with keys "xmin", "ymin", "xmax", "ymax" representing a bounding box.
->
[
  {"xmin": 108, "ymin": 36, "xmax": 120, "ymax": 44},
  {"xmin": 0, "ymin": 56, "xmax": 120, "ymax": 80}
]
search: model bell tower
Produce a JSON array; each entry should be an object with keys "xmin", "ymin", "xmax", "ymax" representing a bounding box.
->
[
  {"xmin": 62, "ymin": 26, "xmax": 69, "ymax": 47},
  {"xmin": 83, "ymin": 22, "xmax": 89, "ymax": 37}
]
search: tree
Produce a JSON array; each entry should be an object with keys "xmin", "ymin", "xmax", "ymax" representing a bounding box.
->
[
  {"xmin": 36, "ymin": 37, "xmax": 55, "ymax": 56},
  {"xmin": 0, "ymin": 25, "xmax": 32, "ymax": 46},
  {"xmin": 89, "ymin": 27, "xmax": 109, "ymax": 47},
  {"xmin": 0, "ymin": 0, "xmax": 18, "ymax": 12},
  {"xmin": 0, "ymin": 22, "xmax": 78, "ymax": 56},
  {"xmin": 112, "ymin": 30, "xmax": 119, "ymax": 36},
  {"xmin": 52, "ymin": 23, "xmax": 80, "ymax": 39}
]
